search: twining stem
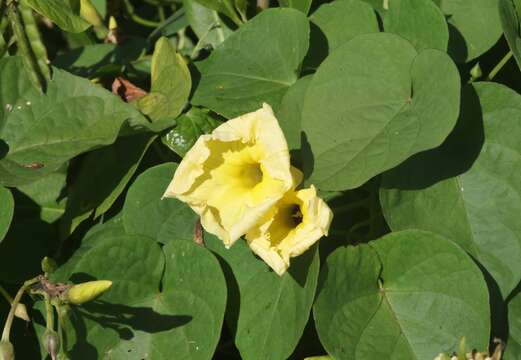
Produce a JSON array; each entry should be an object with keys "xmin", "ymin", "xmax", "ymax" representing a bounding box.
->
[
  {"xmin": 123, "ymin": 0, "xmax": 161, "ymax": 28},
  {"xmin": 157, "ymin": 5, "xmax": 165, "ymax": 22},
  {"xmin": 1, "ymin": 277, "xmax": 39, "ymax": 341},
  {"xmin": 0, "ymin": 285, "xmax": 13, "ymax": 304},
  {"xmin": 332, "ymin": 197, "xmax": 370, "ymax": 214},
  {"xmin": 488, "ymin": 50, "xmax": 513, "ymax": 80}
]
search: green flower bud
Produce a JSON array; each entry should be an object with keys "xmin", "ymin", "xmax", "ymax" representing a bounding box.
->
[
  {"xmin": 0, "ymin": 340, "xmax": 14, "ymax": 360},
  {"xmin": 64, "ymin": 280, "xmax": 112, "ymax": 305},
  {"xmin": 43, "ymin": 330, "xmax": 60, "ymax": 360},
  {"xmin": 470, "ymin": 63, "xmax": 482, "ymax": 80},
  {"xmin": 41, "ymin": 257, "xmax": 57, "ymax": 274}
]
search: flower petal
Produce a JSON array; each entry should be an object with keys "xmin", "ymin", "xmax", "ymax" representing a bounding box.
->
[
  {"xmin": 163, "ymin": 104, "xmax": 294, "ymax": 247},
  {"xmin": 246, "ymin": 185, "xmax": 333, "ymax": 275}
]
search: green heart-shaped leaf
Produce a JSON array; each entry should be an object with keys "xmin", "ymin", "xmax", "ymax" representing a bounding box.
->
[
  {"xmin": 301, "ymin": 33, "xmax": 460, "ymax": 191},
  {"xmin": 314, "ymin": 230, "xmax": 490, "ymax": 359}
]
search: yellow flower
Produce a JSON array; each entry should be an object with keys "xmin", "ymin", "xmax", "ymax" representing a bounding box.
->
[
  {"xmin": 163, "ymin": 104, "xmax": 294, "ymax": 247},
  {"xmin": 245, "ymin": 185, "xmax": 333, "ymax": 276}
]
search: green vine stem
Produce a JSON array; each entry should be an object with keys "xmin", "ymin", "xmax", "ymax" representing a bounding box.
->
[
  {"xmin": 0, "ymin": 285, "xmax": 12, "ymax": 304},
  {"xmin": 123, "ymin": 0, "xmax": 161, "ymax": 28},
  {"xmin": 1, "ymin": 277, "xmax": 39, "ymax": 342},
  {"xmin": 44, "ymin": 294, "xmax": 54, "ymax": 331},
  {"xmin": 54, "ymin": 304, "xmax": 69, "ymax": 356},
  {"xmin": 487, "ymin": 50, "xmax": 513, "ymax": 80},
  {"xmin": 7, "ymin": 1, "xmax": 46, "ymax": 90}
]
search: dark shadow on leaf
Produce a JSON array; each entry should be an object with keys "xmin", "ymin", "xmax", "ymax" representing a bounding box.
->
[
  {"xmin": 474, "ymin": 260, "xmax": 508, "ymax": 344},
  {"xmin": 0, "ymin": 140, "xmax": 8, "ymax": 160},
  {"xmin": 446, "ymin": 18, "xmax": 468, "ymax": 63},
  {"xmin": 0, "ymin": 191, "xmax": 59, "ymax": 284},
  {"xmin": 288, "ymin": 244, "xmax": 317, "ymax": 288},
  {"xmin": 52, "ymin": 38, "xmax": 147, "ymax": 78},
  {"xmin": 382, "ymin": 85, "xmax": 484, "ymax": 190},
  {"xmin": 209, "ymin": 251, "xmax": 241, "ymax": 339},
  {"xmin": 302, "ymin": 22, "xmax": 329, "ymax": 73},
  {"xmin": 300, "ymin": 131, "xmax": 315, "ymax": 182},
  {"xmin": 67, "ymin": 299, "xmax": 192, "ymax": 358}
]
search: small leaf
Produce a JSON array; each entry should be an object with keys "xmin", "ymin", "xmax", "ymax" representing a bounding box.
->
[
  {"xmin": 137, "ymin": 37, "xmax": 191, "ymax": 132},
  {"xmin": 183, "ymin": 0, "xmax": 233, "ymax": 49},
  {"xmin": 193, "ymin": 0, "xmax": 242, "ymax": 24},
  {"xmin": 161, "ymin": 107, "xmax": 222, "ymax": 157}
]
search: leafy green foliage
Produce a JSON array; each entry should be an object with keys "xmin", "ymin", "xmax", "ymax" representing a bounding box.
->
[
  {"xmin": 305, "ymin": 0, "xmax": 378, "ymax": 69},
  {"xmin": 50, "ymin": 225, "xmax": 227, "ymax": 359},
  {"xmin": 380, "ymin": 83, "xmax": 521, "ymax": 298},
  {"xmin": 183, "ymin": 0, "xmax": 233, "ymax": 49},
  {"xmin": 0, "ymin": 57, "xmax": 146, "ymax": 186},
  {"xmin": 1, "ymin": 1, "xmax": 520, "ymax": 359},
  {"xmin": 314, "ymin": 230, "xmax": 490, "ymax": 359},
  {"xmin": 192, "ymin": 8, "xmax": 310, "ymax": 118},
  {"xmin": 62, "ymin": 134, "xmax": 154, "ymax": 234},
  {"xmin": 137, "ymin": 37, "xmax": 192, "ymax": 131},
  {"xmin": 435, "ymin": 0, "xmax": 503, "ymax": 62},
  {"xmin": 122, "ymin": 163, "xmax": 198, "ymax": 244},
  {"xmin": 302, "ymin": 33, "xmax": 460, "ymax": 190},
  {"xmin": 499, "ymin": 0, "xmax": 521, "ymax": 70},
  {"xmin": 383, "ymin": 0, "xmax": 448, "ymax": 51},
  {"xmin": 206, "ymin": 234, "xmax": 320, "ymax": 360},
  {"xmin": 161, "ymin": 107, "xmax": 223, "ymax": 157},
  {"xmin": 22, "ymin": 0, "xmax": 90, "ymax": 33}
]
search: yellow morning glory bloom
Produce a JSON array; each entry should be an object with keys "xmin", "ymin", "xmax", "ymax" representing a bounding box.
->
[
  {"xmin": 245, "ymin": 185, "xmax": 333, "ymax": 276},
  {"xmin": 163, "ymin": 104, "xmax": 294, "ymax": 247}
]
